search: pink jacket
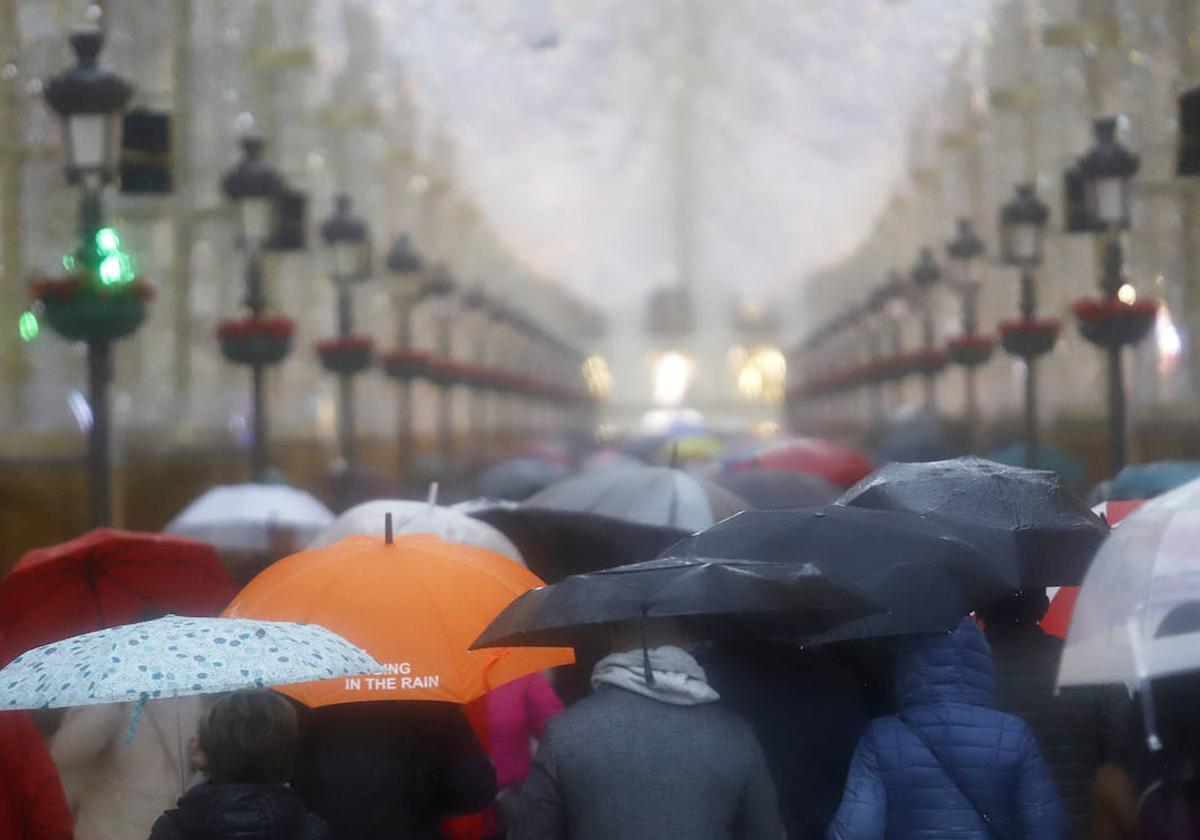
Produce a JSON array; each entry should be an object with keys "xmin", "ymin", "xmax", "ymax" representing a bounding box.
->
[{"xmin": 486, "ymin": 672, "xmax": 563, "ymax": 789}]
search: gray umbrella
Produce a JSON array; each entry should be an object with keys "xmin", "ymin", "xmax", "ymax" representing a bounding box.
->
[{"xmin": 526, "ymin": 464, "xmax": 748, "ymax": 532}]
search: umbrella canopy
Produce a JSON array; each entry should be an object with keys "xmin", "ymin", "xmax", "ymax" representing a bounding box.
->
[
  {"xmin": 1110, "ymin": 461, "xmax": 1200, "ymax": 501},
  {"xmin": 473, "ymin": 555, "xmax": 882, "ymax": 649},
  {"xmin": 307, "ymin": 499, "xmax": 523, "ymax": 564},
  {"xmin": 0, "ymin": 529, "xmax": 236, "ymax": 664},
  {"xmin": 225, "ymin": 534, "xmax": 572, "ymax": 705},
  {"xmin": 839, "ymin": 457, "xmax": 1106, "ymax": 587},
  {"xmin": 729, "ymin": 438, "xmax": 874, "ymax": 488},
  {"xmin": 525, "ymin": 465, "xmax": 747, "ymax": 532},
  {"xmin": 473, "ymin": 457, "xmax": 572, "ymax": 502},
  {"xmin": 1059, "ymin": 478, "xmax": 1200, "ymax": 687},
  {"xmin": 0, "ymin": 615, "xmax": 381, "ymax": 710},
  {"xmin": 166, "ymin": 484, "xmax": 334, "ymax": 553},
  {"xmin": 467, "ymin": 503, "xmax": 687, "ymax": 584},
  {"xmin": 658, "ymin": 507, "xmax": 1009, "ymax": 644},
  {"xmin": 715, "ymin": 468, "xmax": 840, "ymax": 510},
  {"xmin": 987, "ymin": 442, "xmax": 1086, "ymax": 491},
  {"xmin": 1041, "ymin": 500, "xmax": 1146, "ymax": 639}
]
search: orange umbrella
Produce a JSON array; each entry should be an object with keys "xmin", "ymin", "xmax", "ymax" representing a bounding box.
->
[{"xmin": 224, "ymin": 533, "xmax": 572, "ymax": 706}]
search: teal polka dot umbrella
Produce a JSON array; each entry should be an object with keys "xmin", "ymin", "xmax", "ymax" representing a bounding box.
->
[{"xmin": 0, "ymin": 615, "xmax": 383, "ymax": 711}]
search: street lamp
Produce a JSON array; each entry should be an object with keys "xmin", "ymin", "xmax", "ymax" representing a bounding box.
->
[
  {"xmin": 220, "ymin": 135, "xmax": 288, "ymax": 483},
  {"xmin": 41, "ymin": 30, "xmax": 135, "ymax": 528},
  {"xmin": 44, "ymin": 31, "xmax": 132, "ymax": 185},
  {"xmin": 1077, "ymin": 116, "xmax": 1144, "ymax": 475},
  {"xmin": 909, "ymin": 247, "xmax": 943, "ymax": 411},
  {"xmin": 461, "ymin": 286, "xmax": 492, "ymax": 456},
  {"xmin": 999, "ymin": 184, "xmax": 1051, "ymax": 467},
  {"xmin": 318, "ymin": 195, "xmax": 373, "ymax": 474},
  {"xmin": 222, "ymin": 136, "xmax": 281, "ymax": 251},
  {"xmin": 945, "ymin": 218, "xmax": 989, "ymax": 448},
  {"xmin": 384, "ymin": 233, "xmax": 425, "ymax": 478}
]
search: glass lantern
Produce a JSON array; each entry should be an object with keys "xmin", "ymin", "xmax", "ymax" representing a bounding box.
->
[
  {"xmin": 321, "ymin": 195, "xmax": 371, "ymax": 282},
  {"xmin": 1078, "ymin": 117, "xmax": 1140, "ymax": 231},
  {"xmin": 999, "ymin": 184, "xmax": 1049, "ymax": 267}
]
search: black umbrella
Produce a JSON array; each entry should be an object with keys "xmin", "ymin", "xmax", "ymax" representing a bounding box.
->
[
  {"xmin": 838, "ymin": 457, "xmax": 1107, "ymax": 587},
  {"xmin": 473, "ymin": 457, "xmax": 572, "ymax": 502},
  {"xmin": 473, "ymin": 554, "xmax": 883, "ymax": 650},
  {"xmin": 525, "ymin": 465, "xmax": 747, "ymax": 532},
  {"xmin": 658, "ymin": 507, "xmax": 1013, "ymax": 644},
  {"xmin": 467, "ymin": 503, "xmax": 689, "ymax": 584},
  {"xmin": 716, "ymin": 468, "xmax": 839, "ymax": 510}
]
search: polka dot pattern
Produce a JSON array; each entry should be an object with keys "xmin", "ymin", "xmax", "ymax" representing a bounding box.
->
[{"xmin": 0, "ymin": 615, "xmax": 382, "ymax": 710}]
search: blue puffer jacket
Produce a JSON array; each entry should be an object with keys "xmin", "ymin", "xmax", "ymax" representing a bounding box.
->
[{"xmin": 828, "ymin": 619, "xmax": 1068, "ymax": 840}]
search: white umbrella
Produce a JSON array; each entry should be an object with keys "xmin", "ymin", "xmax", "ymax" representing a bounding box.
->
[
  {"xmin": 307, "ymin": 497, "xmax": 524, "ymax": 565},
  {"xmin": 1059, "ymin": 477, "xmax": 1200, "ymax": 689},
  {"xmin": 0, "ymin": 614, "xmax": 381, "ymax": 711},
  {"xmin": 166, "ymin": 484, "xmax": 334, "ymax": 553}
]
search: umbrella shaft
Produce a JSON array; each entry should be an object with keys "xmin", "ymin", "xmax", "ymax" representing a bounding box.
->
[{"xmin": 87, "ymin": 339, "xmax": 113, "ymax": 527}]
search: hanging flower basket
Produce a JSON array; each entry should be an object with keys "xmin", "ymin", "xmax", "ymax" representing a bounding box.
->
[
  {"xmin": 381, "ymin": 348, "xmax": 430, "ymax": 381},
  {"xmin": 907, "ymin": 348, "xmax": 948, "ymax": 376},
  {"xmin": 424, "ymin": 356, "xmax": 466, "ymax": 387},
  {"xmin": 1073, "ymin": 298, "xmax": 1159, "ymax": 348},
  {"xmin": 999, "ymin": 318, "xmax": 1061, "ymax": 359},
  {"xmin": 216, "ymin": 317, "xmax": 294, "ymax": 366},
  {"xmin": 31, "ymin": 274, "xmax": 154, "ymax": 343},
  {"xmin": 945, "ymin": 334, "xmax": 995, "ymax": 368},
  {"xmin": 316, "ymin": 335, "xmax": 374, "ymax": 376}
]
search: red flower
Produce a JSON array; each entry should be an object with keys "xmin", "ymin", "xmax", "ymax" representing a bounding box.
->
[
  {"xmin": 31, "ymin": 274, "xmax": 155, "ymax": 303},
  {"xmin": 1072, "ymin": 297, "xmax": 1159, "ymax": 322},
  {"xmin": 316, "ymin": 335, "xmax": 375, "ymax": 354},
  {"xmin": 998, "ymin": 318, "xmax": 1062, "ymax": 334},
  {"xmin": 215, "ymin": 317, "xmax": 295, "ymax": 341}
]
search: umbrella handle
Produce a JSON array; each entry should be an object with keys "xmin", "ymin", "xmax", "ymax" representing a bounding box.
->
[
  {"xmin": 123, "ymin": 695, "xmax": 148, "ymax": 744},
  {"xmin": 1126, "ymin": 618, "xmax": 1162, "ymax": 752},
  {"xmin": 640, "ymin": 613, "xmax": 655, "ymax": 686}
]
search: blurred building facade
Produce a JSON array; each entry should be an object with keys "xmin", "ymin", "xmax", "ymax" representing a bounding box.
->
[{"xmin": 789, "ymin": 0, "xmax": 1200, "ymax": 474}]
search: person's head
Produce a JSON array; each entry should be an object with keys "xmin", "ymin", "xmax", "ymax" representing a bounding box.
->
[
  {"xmin": 197, "ymin": 689, "xmax": 298, "ymax": 784},
  {"xmin": 978, "ymin": 588, "xmax": 1050, "ymax": 630}
]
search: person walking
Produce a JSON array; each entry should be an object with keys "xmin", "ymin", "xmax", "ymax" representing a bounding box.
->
[
  {"xmin": 828, "ymin": 617, "xmax": 1068, "ymax": 840},
  {"xmin": 148, "ymin": 689, "xmax": 331, "ymax": 840},
  {"xmin": 509, "ymin": 623, "xmax": 785, "ymax": 840},
  {"xmin": 292, "ymin": 700, "xmax": 497, "ymax": 840},
  {"xmin": 980, "ymin": 589, "xmax": 1130, "ymax": 837},
  {"xmin": 0, "ymin": 709, "xmax": 72, "ymax": 840},
  {"xmin": 483, "ymin": 672, "xmax": 564, "ymax": 839},
  {"xmin": 51, "ymin": 697, "xmax": 206, "ymax": 840}
]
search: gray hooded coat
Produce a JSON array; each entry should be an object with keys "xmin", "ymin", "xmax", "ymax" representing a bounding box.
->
[{"xmin": 509, "ymin": 647, "xmax": 784, "ymax": 840}]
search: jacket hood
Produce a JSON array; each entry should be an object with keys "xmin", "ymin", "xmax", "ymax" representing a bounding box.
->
[
  {"xmin": 172, "ymin": 782, "xmax": 310, "ymax": 840},
  {"xmin": 894, "ymin": 617, "xmax": 995, "ymax": 710}
]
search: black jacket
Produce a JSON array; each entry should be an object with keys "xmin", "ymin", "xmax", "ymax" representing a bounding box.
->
[
  {"xmin": 147, "ymin": 782, "xmax": 332, "ymax": 840},
  {"xmin": 700, "ymin": 640, "xmax": 867, "ymax": 840},
  {"xmin": 293, "ymin": 701, "xmax": 496, "ymax": 840},
  {"xmin": 985, "ymin": 623, "xmax": 1129, "ymax": 838}
]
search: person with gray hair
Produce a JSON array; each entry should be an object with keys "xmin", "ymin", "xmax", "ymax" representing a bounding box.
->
[{"xmin": 508, "ymin": 621, "xmax": 785, "ymax": 840}]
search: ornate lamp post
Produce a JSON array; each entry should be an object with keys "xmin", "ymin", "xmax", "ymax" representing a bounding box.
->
[
  {"xmin": 219, "ymin": 136, "xmax": 288, "ymax": 482},
  {"xmin": 38, "ymin": 31, "xmax": 140, "ymax": 527},
  {"xmin": 317, "ymin": 194, "xmax": 373, "ymax": 471},
  {"xmin": 998, "ymin": 184, "xmax": 1052, "ymax": 467},
  {"xmin": 909, "ymin": 248, "xmax": 944, "ymax": 411},
  {"xmin": 944, "ymin": 218, "xmax": 990, "ymax": 445},
  {"xmin": 460, "ymin": 286, "xmax": 493, "ymax": 460},
  {"xmin": 382, "ymin": 233, "xmax": 425, "ymax": 478},
  {"xmin": 877, "ymin": 271, "xmax": 910, "ymax": 410},
  {"xmin": 1074, "ymin": 117, "xmax": 1153, "ymax": 475}
]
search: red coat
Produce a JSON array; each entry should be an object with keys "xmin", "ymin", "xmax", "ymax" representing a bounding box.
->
[{"xmin": 0, "ymin": 711, "xmax": 72, "ymax": 840}]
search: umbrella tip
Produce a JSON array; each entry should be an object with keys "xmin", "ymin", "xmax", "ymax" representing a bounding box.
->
[
  {"xmin": 427, "ymin": 481, "xmax": 439, "ymax": 508},
  {"xmin": 385, "ymin": 512, "xmax": 394, "ymax": 545}
]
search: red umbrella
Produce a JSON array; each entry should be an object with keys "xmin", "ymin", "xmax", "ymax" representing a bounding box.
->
[
  {"xmin": 0, "ymin": 529, "xmax": 235, "ymax": 663},
  {"xmin": 1041, "ymin": 499, "xmax": 1145, "ymax": 639},
  {"xmin": 730, "ymin": 437, "xmax": 874, "ymax": 488}
]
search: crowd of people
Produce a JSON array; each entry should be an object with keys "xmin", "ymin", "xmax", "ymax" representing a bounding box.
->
[{"xmin": 2, "ymin": 450, "xmax": 1198, "ymax": 840}]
